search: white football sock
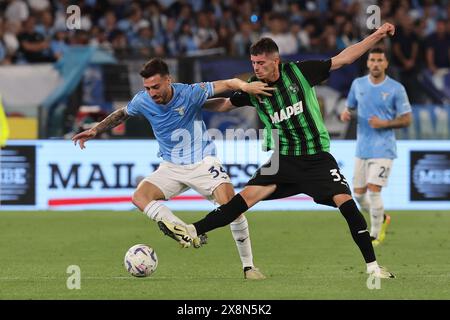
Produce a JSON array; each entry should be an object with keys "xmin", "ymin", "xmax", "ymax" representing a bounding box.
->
[
  {"xmin": 143, "ymin": 200, "xmax": 186, "ymax": 226},
  {"xmin": 366, "ymin": 261, "xmax": 379, "ymax": 274},
  {"xmin": 230, "ymin": 215, "xmax": 254, "ymax": 268},
  {"xmin": 354, "ymin": 192, "xmax": 371, "ymax": 213},
  {"xmin": 368, "ymin": 191, "xmax": 384, "ymax": 238}
]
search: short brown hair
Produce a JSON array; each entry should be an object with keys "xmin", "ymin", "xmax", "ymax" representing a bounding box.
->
[
  {"xmin": 250, "ymin": 38, "xmax": 279, "ymax": 56},
  {"xmin": 368, "ymin": 47, "xmax": 388, "ymax": 60},
  {"xmin": 139, "ymin": 58, "xmax": 169, "ymax": 78}
]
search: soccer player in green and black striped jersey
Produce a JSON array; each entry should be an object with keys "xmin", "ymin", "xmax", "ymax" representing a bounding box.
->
[{"xmin": 161, "ymin": 23, "xmax": 397, "ymax": 279}]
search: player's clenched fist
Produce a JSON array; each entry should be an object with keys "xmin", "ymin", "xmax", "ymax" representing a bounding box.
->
[{"xmin": 375, "ymin": 23, "xmax": 395, "ymax": 38}]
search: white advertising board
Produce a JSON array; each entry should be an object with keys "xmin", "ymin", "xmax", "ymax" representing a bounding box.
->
[{"xmin": 1, "ymin": 140, "xmax": 449, "ymax": 211}]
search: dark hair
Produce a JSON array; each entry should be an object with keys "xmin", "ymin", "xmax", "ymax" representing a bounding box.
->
[
  {"xmin": 139, "ymin": 58, "xmax": 169, "ymax": 78},
  {"xmin": 250, "ymin": 38, "xmax": 279, "ymax": 56},
  {"xmin": 369, "ymin": 47, "xmax": 386, "ymax": 56}
]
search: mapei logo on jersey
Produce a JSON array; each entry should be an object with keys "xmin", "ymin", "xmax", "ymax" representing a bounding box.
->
[
  {"xmin": 174, "ymin": 106, "xmax": 185, "ymax": 116},
  {"xmin": 269, "ymin": 101, "xmax": 303, "ymax": 124}
]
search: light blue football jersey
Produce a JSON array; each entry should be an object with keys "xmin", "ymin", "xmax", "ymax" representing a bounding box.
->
[
  {"xmin": 126, "ymin": 82, "xmax": 216, "ymax": 164},
  {"xmin": 346, "ymin": 75, "xmax": 411, "ymax": 159}
]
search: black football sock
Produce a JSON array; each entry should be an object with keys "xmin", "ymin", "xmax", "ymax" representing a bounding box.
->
[
  {"xmin": 193, "ymin": 194, "xmax": 249, "ymax": 235},
  {"xmin": 339, "ymin": 199, "xmax": 376, "ymax": 263}
]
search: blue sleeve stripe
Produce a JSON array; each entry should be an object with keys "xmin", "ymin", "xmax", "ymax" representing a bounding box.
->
[{"xmin": 207, "ymin": 82, "xmax": 214, "ymax": 98}]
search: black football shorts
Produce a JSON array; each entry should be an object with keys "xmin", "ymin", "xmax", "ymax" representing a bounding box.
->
[{"xmin": 246, "ymin": 152, "xmax": 351, "ymax": 207}]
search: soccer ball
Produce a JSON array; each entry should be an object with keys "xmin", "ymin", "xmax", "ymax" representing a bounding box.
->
[{"xmin": 124, "ymin": 244, "xmax": 158, "ymax": 277}]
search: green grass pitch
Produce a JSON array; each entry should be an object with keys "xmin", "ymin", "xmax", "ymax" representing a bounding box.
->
[{"xmin": 0, "ymin": 210, "xmax": 449, "ymax": 299}]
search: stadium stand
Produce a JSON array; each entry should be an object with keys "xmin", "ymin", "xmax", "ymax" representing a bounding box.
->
[{"xmin": 0, "ymin": 0, "xmax": 449, "ymax": 139}]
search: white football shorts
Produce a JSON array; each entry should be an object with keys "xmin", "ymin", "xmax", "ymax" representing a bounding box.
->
[
  {"xmin": 143, "ymin": 156, "xmax": 232, "ymax": 201},
  {"xmin": 353, "ymin": 157, "xmax": 393, "ymax": 188}
]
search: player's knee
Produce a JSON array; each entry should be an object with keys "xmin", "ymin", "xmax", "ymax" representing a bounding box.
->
[
  {"xmin": 333, "ymin": 193, "xmax": 352, "ymax": 207},
  {"xmin": 213, "ymin": 183, "xmax": 235, "ymax": 205},
  {"xmin": 131, "ymin": 191, "xmax": 143, "ymax": 210},
  {"xmin": 353, "ymin": 192, "xmax": 367, "ymax": 206},
  {"xmin": 132, "ymin": 190, "xmax": 155, "ymax": 211},
  {"xmin": 216, "ymin": 192, "xmax": 234, "ymax": 205},
  {"xmin": 353, "ymin": 187, "xmax": 367, "ymax": 195},
  {"xmin": 367, "ymin": 183, "xmax": 382, "ymax": 192}
]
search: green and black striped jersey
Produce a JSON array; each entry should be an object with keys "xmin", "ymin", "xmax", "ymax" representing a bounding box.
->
[{"xmin": 231, "ymin": 60, "xmax": 331, "ymax": 156}]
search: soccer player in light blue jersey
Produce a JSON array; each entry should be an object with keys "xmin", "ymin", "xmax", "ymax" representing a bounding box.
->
[
  {"xmin": 72, "ymin": 58, "xmax": 274, "ymax": 279},
  {"xmin": 340, "ymin": 47, "xmax": 412, "ymax": 246}
]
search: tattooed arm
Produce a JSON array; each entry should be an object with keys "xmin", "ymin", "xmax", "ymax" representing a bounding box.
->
[{"xmin": 72, "ymin": 107, "xmax": 129, "ymax": 149}]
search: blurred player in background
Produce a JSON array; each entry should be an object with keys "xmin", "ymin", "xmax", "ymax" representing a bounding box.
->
[
  {"xmin": 72, "ymin": 58, "xmax": 274, "ymax": 279},
  {"xmin": 340, "ymin": 48, "xmax": 412, "ymax": 246},
  {"xmin": 161, "ymin": 23, "xmax": 398, "ymax": 279}
]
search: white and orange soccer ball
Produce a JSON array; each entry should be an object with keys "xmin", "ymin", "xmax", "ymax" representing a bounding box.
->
[{"xmin": 124, "ymin": 244, "xmax": 158, "ymax": 277}]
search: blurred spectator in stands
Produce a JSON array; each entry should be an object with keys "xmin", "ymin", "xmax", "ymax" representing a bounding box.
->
[
  {"xmin": 109, "ymin": 29, "xmax": 128, "ymax": 58},
  {"xmin": 89, "ymin": 26, "xmax": 113, "ymax": 52},
  {"xmin": 392, "ymin": 15, "xmax": 420, "ymax": 72},
  {"xmin": 425, "ymin": 19, "xmax": 450, "ymax": 74},
  {"xmin": 76, "ymin": 2, "xmax": 94, "ymax": 32},
  {"xmin": 420, "ymin": 0, "xmax": 441, "ymax": 36},
  {"xmin": 413, "ymin": 17, "xmax": 427, "ymax": 66},
  {"xmin": 317, "ymin": 22, "xmax": 337, "ymax": 53},
  {"xmin": 175, "ymin": 4, "xmax": 195, "ymax": 33},
  {"xmin": 289, "ymin": 2, "xmax": 304, "ymax": 25},
  {"xmin": 298, "ymin": 21, "xmax": 320, "ymax": 52},
  {"xmin": 145, "ymin": 1, "xmax": 167, "ymax": 44},
  {"xmin": 290, "ymin": 22, "xmax": 308, "ymax": 52},
  {"xmin": 0, "ymin": 20, "xmax": 8, "ymax": 65},
  {"xmin": 2, "ymin": 20, "xmax": 21, "ymax": 63},
  {"xmin": 117, "ymin": 3, "xmax": 146, "ymax": 44},
  {"xmin": 205, "ymin": 0, "xmax": 223, "ymax": 20},
  {"xmin": 27, "ymin": 0, "xmax": 50, "ymax": 13},
  {"xmin": 231, "ymin": 20, "xmax": 259, "ymax": 57},
  {"xmin": 35, "ymin": 9, "xmax": 54, "ymax": 39},
  {"xmin": 17, "ymin": 16, "xmax": 57, "ymax": 63},
  {"xmin": 220, "ymin": 6, "xmax": 237, "ymax": 33},
  {"xmin": 159, "ymin": 0, "xmax": 177, "ymax": 12},
  {"xmin": 178, "ymin": 22, "xmax": 198, "ymax": 55},
  {"xmin": 443, "ymin": 2, "xmax": 450, "ymax": 19},
  {"xmin": 216, "ymin": 24, "xmax": 232, "ymax": 54},
  {"xmin": 5, "ymin": 0, "xmax": 29, "ymax": 23},
  {"xmin": 380, "ymin": 0, "xmax": 394, "ymax": 20},
  {"xmin": 98, "ymin": 10, "xmax": 118, "ymax": 39},
  {"xmin": 50, "ymin": 29, "xmax": 69, "ymax": 60},
  {"xmin": 235, "ymin": 1, "xmax": 256, "ymax": 27},
  {"xmin": 336, "ymin": 19, "xmax": 360, "ymax": 51},
  {"xmin": 270, "ymin": 0, "xmax": 288, "ymax": 13},
  {"xmin": 332, "ymin": 11, "xmax": 348, "ymax": 34},
  {"xmin": 130, "ymin": 21, "xmax": 164, "ymax": 58},
  {"xmin": 261, "ymin": 12, "xmax": 298, "ymax": 55},
  {"xmin": 196, "ymin": 11, "xmax": 219, "ymax": 50},
  {"xmin": 424, "ymin": 18, "xmax": 450, "ymax": 101},
  {"xmin": 392, "ymin": 15, "xmax": 423, "ymax": 103},
  {"xmin": 162, "ymin": 17, "xmax": 180, "ymax": 57},
  {"xmin": 70, "ymin": 29, "xmax": 90, "ymax": 46},
  {"xmin": 52, "ymin": 0, "xmax": 71, "ymax": 31}
]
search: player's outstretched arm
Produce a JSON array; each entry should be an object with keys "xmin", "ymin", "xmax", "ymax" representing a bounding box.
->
[
  {"xmin": 331, "ymin": 23, "xmax": 395, "ymax": 71},
  {"xmin": 212, "ymin": 78, "xmax": 275, "ymax": 96},
  {"xmin": 203, "ymin": 98, "xmax": 235, "ymax": 112},
  {"xmin": 72, "ymin": 107, "xmax": 129, "ymax": 149}
]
